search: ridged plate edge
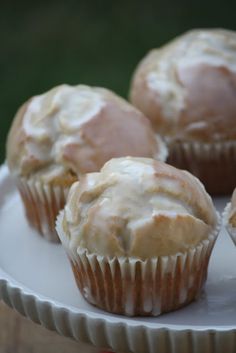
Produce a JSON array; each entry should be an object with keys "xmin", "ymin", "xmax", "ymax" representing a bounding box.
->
[{"xmin": 0, "ymin": 164, "xmax": 236, "ymax": 353}]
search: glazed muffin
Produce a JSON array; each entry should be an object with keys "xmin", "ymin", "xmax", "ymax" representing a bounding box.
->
[
  {"xmin": 130, "ymin": 29, "xmax": 236, "ymax": 195},
  {"xmin": 223, "ymin": 189, "xmax": 236, "ymax": 245},
  {"xmin": 56, "ymin": 157, "xmax": 220, "ymax": 316},
  {"xmin": 6, "ymin": 84, "xmax": 167, "ymax": 242}
]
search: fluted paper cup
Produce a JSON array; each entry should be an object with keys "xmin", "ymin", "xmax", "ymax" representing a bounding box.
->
[
  {"xmin": 17, "ymin": 178, "xmax": 70, "ymax": 242},
  {"xmin": 57, "ymin": 212, "xmax": 221, "ymax": 316},
  {"xmin": 223, "ymin": 203, "xmax": 236, "ymax": 246},
  {"xmin": 167, "ymin": 141, "xmax": 236, "ymax": 195}
]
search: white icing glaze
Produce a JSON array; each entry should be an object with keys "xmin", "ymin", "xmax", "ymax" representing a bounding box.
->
[
  {"xmin": 178, "ymin": 30, "xmax": 236, "ymax": 71},
  {"xmin": 61, "ymin": 157, "xmax": 217, "ymax": 259},
  {"xmin": 7, "ymin": 85, "xmax": 166, "ymax": 180},
  {"xmin": 147, "ymin": 65, "xmax": 185, "ymax": 124},
  {"xmin": 23, "ymin": 85, "xmax": 105, "ymax": 137},
  {"xmin": 131, "ymin": 29, "xmax": 236, "ymax": 141}
]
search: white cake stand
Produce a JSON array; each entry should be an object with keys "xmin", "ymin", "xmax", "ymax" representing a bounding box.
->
[{"xmin": 0, "ymin": 164, "xmax": 236, "ymax": 353}]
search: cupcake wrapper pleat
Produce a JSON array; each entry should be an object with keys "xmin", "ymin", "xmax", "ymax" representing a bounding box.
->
[
  {"xmin": 18, "ymin": 178, "xmax": 69, "ymax": 242},
  {"xmin": 223, "ymin": 202, "xmax": 236, "ymax": 246},
  {"xmin": 167, "ymin": 141, "xmax": 236, "ymax": 195},
  {"xmin": 56, "ymin": 212, "xmax": 221, "ymax": 316}
]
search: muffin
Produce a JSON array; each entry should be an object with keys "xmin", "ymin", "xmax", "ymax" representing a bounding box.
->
[
  {"xmin": 130, "ymin": 29, "xmax": 236, "ymax": 195},
  {"xmin": 223, "ymin": 189, "xmax": 236, "ymax": 245},
  {"xmin": 56, "ymin": 157, "xmax": 220, "ymax": 316},
  {"xmin": 6, "ymin": 84, "xmax": 167, "ymax": 242}
]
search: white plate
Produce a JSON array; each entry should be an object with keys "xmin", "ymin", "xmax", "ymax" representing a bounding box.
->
[{"xmin": 0, "ymin": 164, "xmax": 236, "ymax": 353}]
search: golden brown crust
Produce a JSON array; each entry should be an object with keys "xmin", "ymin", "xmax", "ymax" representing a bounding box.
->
[
  {"xmin": 6, "ymin": 85, "xmax": 167, "ymax": 182},
  {"xmin": 177, "ymin": 63, "xmax": 236, "ymax": 141},
  {"xmin": 61, "ymin": 157, "xmax": 217, "ymax": 259},
  {"xmin": 130, "ymin": 29, "xmax": 236, "ymax": 142},
  {"xmin": 151, "ymin": 160, "xmax": 216, "ymax": 226},
  {"xmin": 130, "ymin": 213, "xmax": 210, "ymax": 257},
  {"xmin": 60, "ymin": 101, "xmax": 162, "ymax": 174},
  {"xmin": 47, "ymin": 171, "xmax": 78, "ymax": 187}
]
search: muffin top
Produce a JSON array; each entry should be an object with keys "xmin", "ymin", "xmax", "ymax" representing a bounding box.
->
[
  {"xmin": 228, "ymin": 189, "xmax": 236, "ymax": 228},
  {"xmin": 6, "ymin": 84, "xmax": 166, "ymax": 183},
  {"xmin": 130, "ymin": 29, "xmax": 236, "ymax": 142},
  {"xmin": 59, "ymin": 157, "xmax": 217, "ymax": 259}
]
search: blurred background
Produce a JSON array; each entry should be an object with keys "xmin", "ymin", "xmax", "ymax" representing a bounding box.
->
[{"xmin": 1, "ymin": 0, "xmax": 236, "ymax": 163}]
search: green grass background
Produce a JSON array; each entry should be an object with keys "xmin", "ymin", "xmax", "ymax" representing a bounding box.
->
[{"xmin": 1, "ymin": 0, "xmax": 236, "ymax": 163}]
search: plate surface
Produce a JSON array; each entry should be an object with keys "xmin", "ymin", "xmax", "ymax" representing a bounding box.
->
[{"xmin": 1, "ymin": 164, "xmax": 236, "ymax": 353}]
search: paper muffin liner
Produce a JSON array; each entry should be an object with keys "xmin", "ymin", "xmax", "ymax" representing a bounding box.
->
[
  {"xmin": 167, "ymin": 141, "xmax": 236, "ymax": 195},
  {"xmin": 56, "ymin": 212, "xmax": 221, "ymax": 316},
  {"xmin": 223, "ymin": 202, "xmax": 236, "ymax": 246},
  {"xmin": 17, "ymin": 178, "xmax": 70, "ymax": 242}
]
